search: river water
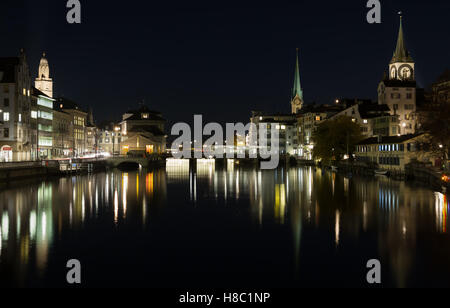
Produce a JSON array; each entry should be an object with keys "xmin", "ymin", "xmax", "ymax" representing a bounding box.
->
[{"xmin": 0, "ymin": 160, "xmax": 449, "ymax": 287}]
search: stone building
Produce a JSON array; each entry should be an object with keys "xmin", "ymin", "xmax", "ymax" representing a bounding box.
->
[
  {"xmin": 0, "ymin": 50, "xmax": 33, "ymax": 162},
  {"xmin": 55, "ymin": 97, "xmax": 88, "ymax": 157},
  {"xmin": 378, "ymin": 16, "xmax": 417, "ymax": 135},
  {"xmin": 119, "ymin": 105, "xmax": 166, "ymax": 155}
]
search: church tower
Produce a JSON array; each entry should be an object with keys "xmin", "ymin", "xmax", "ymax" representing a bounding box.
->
[
  {"xmin": 389, "ymin": 15, "xmax": 415, "ymax": 81},
  {"xmin": 291, "ymin": 49, "xmax": 304, "ymax": 114},
  {"xmin": 35, "ymin": 52, "xmax": 53, "ymax": 98},
  {"xmin": 378, "ymin": 15, "xmax": 417, "ymax": 136}
]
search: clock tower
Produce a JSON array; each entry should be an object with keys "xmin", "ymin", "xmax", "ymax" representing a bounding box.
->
[
  {"xmin": 378, "ymin": 15, "xmax": 417, "ymax": 136},
  {"xmin": 35, "ymin": 52, "xmax": 53, "ymax": 98},
  {"xmin": 291, "ymin": 49, "xmax": 304, "ymax": 114},
  {"xmin": 389, "ymin": 15, "xmax": 415, "ymax": 81}
]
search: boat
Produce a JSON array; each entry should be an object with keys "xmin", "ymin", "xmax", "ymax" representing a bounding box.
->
[{"xmin": 374, "ymin": 169, "xmax": 389, "ymax": 176}]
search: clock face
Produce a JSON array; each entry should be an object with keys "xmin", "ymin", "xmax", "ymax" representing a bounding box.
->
[
  {"xmin": 400, "ymin": 66, "xmax": 412, "ymax": 79},
  {"xmin": 390, "ymin": 67, "xmax": 397, "ymax": 79}
]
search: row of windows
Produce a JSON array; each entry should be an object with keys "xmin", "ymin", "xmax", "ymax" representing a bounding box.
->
[
  {"xmin": 390, "ymin": 93, "xmax": 413, "ymax": 100},
  {"xmin": 357, "ymin": 144, "xmax": 405, "ymax": 153}
]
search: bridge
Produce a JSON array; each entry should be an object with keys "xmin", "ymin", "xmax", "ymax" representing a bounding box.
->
[{"xmin": 106, "ymin": 156, "xmax": 166, "ymax": 169}]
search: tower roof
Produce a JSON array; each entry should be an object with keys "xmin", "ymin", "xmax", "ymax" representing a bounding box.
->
[
  {"xmin": 292, "ymin": 49, "xmax": 303, "ymax": 100},
  {"xmin": 391, "ymin": 16, "xmax": 414, "ymax": 64}
]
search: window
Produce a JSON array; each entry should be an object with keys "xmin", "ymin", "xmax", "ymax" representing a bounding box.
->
[
  {"xmin": 406, "ymin": 93, "xmax": 413, "ymax": 99},
  {"xmin": 393, "ymin": 104, "xmax": 399, "ymax": 110},
  {"xmin": 31, "ymin": 111, "xmax": 37, "ymax": 119},
  {"xmin": 3, "ymin": 112, "xmax": 10, "ymax": 121},
  {"xmin": 391, "ymin": 93, "xmax": 401, "ymax": 99},
  {"xmin": 4, "ymin": 128, "xmax": 9, "ymax": 138},
  {"xmin": 3, "ymin": 85, "xmax": 9, "ymax": 93},
  {"xmin": 3, "ymin": 98, "xmax": 9, "ymax": 107},
  {"xmin": 18, "ymin": 114, "xmax": 22, "ymax": 123}
]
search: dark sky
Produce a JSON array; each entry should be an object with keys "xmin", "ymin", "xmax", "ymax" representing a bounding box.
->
[{"xmin": 1, "ymin": 0, "xmax": 449, "ymax": 126}]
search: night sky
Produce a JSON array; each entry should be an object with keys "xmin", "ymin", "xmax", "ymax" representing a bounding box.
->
[{"xmin": 1, "ymin": 0, "xmax": 449, "ymax": 126}]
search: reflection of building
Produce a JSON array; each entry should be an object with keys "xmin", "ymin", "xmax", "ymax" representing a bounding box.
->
[
  {"xmin": 119, "ymin": 105, "xmax": 166, "ymax": 155},
  {"xmin": 0, "ymin": 50, "xmax": 33, "ymax": 161},
  {"xmin": 378, "ymin": 17, "xmax": 417, "ymax": 135}
]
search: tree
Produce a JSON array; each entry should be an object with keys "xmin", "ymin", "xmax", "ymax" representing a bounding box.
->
[
  {"xmin": 313, "ymin": 116, "xmax": 364, "ymax": 163},
  {"xmin": 420, "ymin": 100, "xmax": 450, "ymax": 170}
]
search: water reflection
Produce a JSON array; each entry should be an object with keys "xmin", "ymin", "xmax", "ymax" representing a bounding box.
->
[{"xmin": 0, "ymin": 163, "xmax": 449, "ymax": 287}]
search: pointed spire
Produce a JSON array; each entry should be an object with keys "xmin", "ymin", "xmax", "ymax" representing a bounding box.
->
[
  {"xmin": 391, "ymin": 14, "xmax": 413, "ymax": 64},
  {"xmin": 293, "ymin": 48, "xmax": 303, "ymax": 100}
]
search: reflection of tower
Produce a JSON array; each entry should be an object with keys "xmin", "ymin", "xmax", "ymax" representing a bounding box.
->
[
  {"xmin": 291, "ymin": 49, "xmax": 304, "ymax": 114},
  {"xmin": 35, "ymin": 53, "xmax": 53, "ymax": 98}
]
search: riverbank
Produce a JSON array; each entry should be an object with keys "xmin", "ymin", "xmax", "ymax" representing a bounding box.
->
[
  {"xmin": 0, "ymin": 160, "xmax": 108, "ymax": 183},
  {"xmin": 294, "ymin": 159, "xmax": 448, "ymax": 192}
]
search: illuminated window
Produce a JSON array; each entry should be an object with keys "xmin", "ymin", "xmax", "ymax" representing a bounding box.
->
[
  {"xmin": 18, "ymin": 114, "xmax": 22, "ymax": 122},
  {"xmin": 23, "ymin": 88, "xmax": 26, "ymax": 96},
  {"xmin": 31, "ymin": 111, "xmax": 37, "ymax": 119},
  {"xmin": 142, "ymin": 113, "xmax": 149, "ymax": 119},
  {"xmin": 315, "ymin": 116, "xmax": 321, "ymax": 121},
  {"xmin": 3, "ymin": 112, "xmax": 10, "ymax": 121},
  {"xmin": 146, "ymin": 145, "xmax": 154, "ymax": 154}
]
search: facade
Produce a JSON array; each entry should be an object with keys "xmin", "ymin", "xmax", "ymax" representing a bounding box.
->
[
  {"xmin": 98, "ymin": 123, "xmax": 122, "ymax": 156},
  {"xmin": 329, "ymin": 100, "xmax": 394, "ymax": 137},
  {"xmin": 291, "ymin": 49, "xmax": 304, "ymax": 114},
  {"xmin": 355, "ymin": 134, "xmax": 438, "ymax": 171},
  {"xmin": 31, "ymin": 87, "xmax": 55, "ymax": 159},
  {"xmin": 55, "ymin": 97, "xmax": 88, "ymax": 157},
  {"xmin": 296, "ymin": 104, "xmax": 342, "ymax": 159},
  {"xmin": 119, "ymin": 105, "xmax": 166, "ymax": 155},
  {"xmin": 249, "ymin": 112, "xmax": 298, "ymax": 156},
  {"xmin": 53, "ymin": 109, "xmax": 73, "ymax": 158},
  {"xmin": 431, "ymin": 69, "xmax": 450, "ymax": 104},
  {"xmin": 0, "ymin": 50, "xmax": 33, "ymax": 162},
  {"xmin": 378, "ymin": 17, "xmax": 417, "ymax": 135}
]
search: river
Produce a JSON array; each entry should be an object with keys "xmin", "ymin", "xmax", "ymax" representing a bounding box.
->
[{"xmin": 0, "ymin": 159, "xmax": 449, "ymax": 287}]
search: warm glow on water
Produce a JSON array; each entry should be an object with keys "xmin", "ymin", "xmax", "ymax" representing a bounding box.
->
[{"xmin": 0, "ymin": 166, "xmax": 449, "ymax": 287}]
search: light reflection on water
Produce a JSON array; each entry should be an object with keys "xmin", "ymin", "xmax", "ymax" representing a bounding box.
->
[{"xmin": 0, "ymin": 159, "xmax": 449, "ymax": 287}]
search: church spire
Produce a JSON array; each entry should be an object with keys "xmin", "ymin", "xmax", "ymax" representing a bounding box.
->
[
  {"xmin": 391, "ymin": 14, "xmax": 413, "ymax": 64},
  {"xmin": 293, "ymin": 48, "xmax": 303, "ymax": 100}
]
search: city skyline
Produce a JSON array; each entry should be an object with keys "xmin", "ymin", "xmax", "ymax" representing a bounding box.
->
[{"xmin": 0, "ymin": 1, "xmax": 448, "ymax": 124}]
